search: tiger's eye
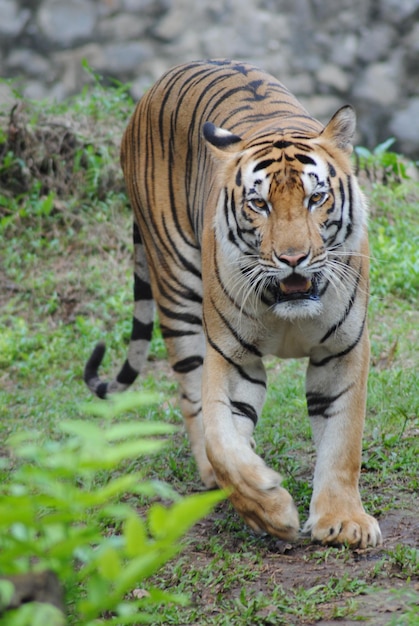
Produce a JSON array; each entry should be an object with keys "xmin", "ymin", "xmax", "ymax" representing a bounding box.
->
[
  {"xmin": 309, "ymin": 191, "xmax": 328, "ymax": 209},
  {"xmin": 311, "ymin": 192, "xmax": 323, "ymax": 204},
  {"xmin": 250, "ymin": 198, "xmax": 268, "ymax": 212}
]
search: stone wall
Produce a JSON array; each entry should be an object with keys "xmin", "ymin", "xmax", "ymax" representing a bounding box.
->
[{"xmin": 1, "ymin": 0, "xmax": 419, "ymax": 157}]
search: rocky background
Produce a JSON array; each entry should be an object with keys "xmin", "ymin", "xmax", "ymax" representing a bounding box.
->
[{"xmin": 1, "ymin": 0, "xmax": 419, "ymax": 157}]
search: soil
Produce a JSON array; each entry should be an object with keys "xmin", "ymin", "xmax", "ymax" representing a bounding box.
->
[{"xmin": 165, "ymin": 502, "xmax": 419, "ymax": 625}]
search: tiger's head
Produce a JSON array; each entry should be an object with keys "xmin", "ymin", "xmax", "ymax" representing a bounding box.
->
[{"xmin": 203, "ymin": 106, "xmax": 367, "ymax": 320}]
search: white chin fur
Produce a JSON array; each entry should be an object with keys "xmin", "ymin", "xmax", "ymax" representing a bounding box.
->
[{"xmin": 272, "ymin": 299, "xmax": 323, "ymax": 320}]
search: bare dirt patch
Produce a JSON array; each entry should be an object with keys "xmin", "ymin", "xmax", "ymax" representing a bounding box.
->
[{"xmin": 153, "ymin": 501, "xmax": 419, "ymax": 625}]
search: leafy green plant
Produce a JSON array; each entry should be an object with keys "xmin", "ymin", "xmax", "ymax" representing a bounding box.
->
[
  {"xmin": 355, "ymin": 137, "xmax": 411, "ymax": 182},
  {"xmin": 0, "ymin": 393, "xmax": 225, "ymax": 625}
]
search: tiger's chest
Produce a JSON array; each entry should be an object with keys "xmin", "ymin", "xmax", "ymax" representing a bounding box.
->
[
  {"xmin": 242, "ymin": 314, "xmax": 325, "ymax": 359},
  {"xmin": 258, "ymin": 320, "xmax": 317, "ymax": 359},
  {"xmin": 205, "ymin": 278, "xmax": 363, "ymax": 365}
]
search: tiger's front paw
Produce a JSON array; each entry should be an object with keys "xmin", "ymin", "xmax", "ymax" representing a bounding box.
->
[
  {"xmin": 231, "ymin": 483, "xmax": 300, "ymax": 540},
  {"xmin": 199, "ymin": 462, "xmax": 217, "ymax": 489},
  {"xmin": 303, "ymin": 511, "xmax": 382, "ymax": 548},
  {"xmin": 211, "ymin": 455, "xmax": 300, "ymax": 540}
]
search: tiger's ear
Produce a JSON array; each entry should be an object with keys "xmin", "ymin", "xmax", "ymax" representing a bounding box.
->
[
  {"xmin": 320, "ymin": 105, "xmax": 356, "ymax": 154},
  {"xmin": 203, "ymin": 122, "xmax": 243, "ymax": 154}
]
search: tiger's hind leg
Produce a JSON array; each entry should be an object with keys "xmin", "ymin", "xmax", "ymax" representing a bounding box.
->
[
  {"xmin": 175, "ymin": 357, "xmax": 217, "ymax": 489},
  {"xmin": 150, "ymin": 261, "xmax": 216, "ymax": 488},
  {"xmin": 84, "ymin": 221, "xmax": 154, "ymax": 397}
]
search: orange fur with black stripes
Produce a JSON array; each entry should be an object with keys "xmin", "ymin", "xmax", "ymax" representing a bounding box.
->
[{"xmin": 85, "ymin": 60, "xmax": 382, "ymax": 547}]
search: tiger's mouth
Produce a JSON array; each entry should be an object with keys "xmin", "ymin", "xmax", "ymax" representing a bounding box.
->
[{"xmin": 275, "ymin": 274, "xmax": 319, "ymax": 303}]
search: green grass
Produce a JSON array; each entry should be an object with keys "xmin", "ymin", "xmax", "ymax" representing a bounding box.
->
[{"xmin": 1, "ymin": 80, "xmax": 418, "ymax": 624}]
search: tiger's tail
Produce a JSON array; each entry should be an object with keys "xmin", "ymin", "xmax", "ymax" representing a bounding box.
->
[{"xmin": 84, "ymin": 220, "xmax": 155, "ymax": 399}]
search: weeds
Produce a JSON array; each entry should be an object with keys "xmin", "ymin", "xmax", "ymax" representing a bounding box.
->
[
  {"xmin": 354, "ymin": 137, "xmax": 413, "ymax": 183},
  {"xmin": 386, "ymin": 545, "xmax": 419, "ymax": 579}
]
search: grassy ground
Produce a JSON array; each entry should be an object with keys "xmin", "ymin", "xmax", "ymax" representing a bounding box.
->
[{"xmin": 1, "ymin": 83, "xmax": 418, "ymax": 624}]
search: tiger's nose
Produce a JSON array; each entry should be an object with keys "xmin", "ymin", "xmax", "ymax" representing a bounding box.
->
[{"xmin": 277, "ymin": 252, "xmax": 309, "ymax": 267}]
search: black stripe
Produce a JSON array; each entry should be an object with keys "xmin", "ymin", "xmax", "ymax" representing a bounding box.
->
[
  {"xmin": 131, "ymin": 318, "xmax": 154, "ymax": 341},
  {"xmin": 223, "ymin": 187, "xmax": 241, "ymax": 248},
  {"xmin": 137, "ymin": 77, "xmax": 201, "ymax": 262},
  {"xmin": 159, "ymin": 302, "xmax": 202, "ymax": 326},
  {"xmin": 206, "ymin": 84, "xmax": 267, "ymax": 123},
  {"xmin": 160, "ymin": 324, "xmax": 200, "ymax": 338},
  {"xmin": 295, "ymin": 153, "xmax": 316, "ymax": 165},
  {"xmin": 203, "ymin": 317, "xmax": 266, "ymax": 388},
  {"xmin": 134, "ymin": 273, "xmax": 153, "ymax": 301},
  {"xmin": 116, "ymin": 359, "xmax": 138, "ymax": 385},
  {"xmin": 229, "ymin": 188, "xmax": 255, "ymax": 249},
  {"xmin": 161, "ymin": 214, "xmax": 201, "ymax": 278},
  {"xmin": 325, "ymin": 176, "xmax": 355, "ymax": 248},
  {"xmin": 155, "ymin": 274, "xmax": 184, "ymax": 308},
  {"xmin": 228, "ymin": 189, "xmax": 243, "ymax": 243},
  {"xmin": 154, "ymin": 259, "xmax": 201, "ymax": 309},
  {"xmin": 160, "ymin": 275, "xmax": 202, "ymax": 304},
  {"xmin": 273, "ymin": 140, "xmax": 292, "ymax": 149},
  {"xmin": 339, "ymin": 177, "xmax": 346, "ymax": 211},
  {"xmin": 173, "ymin": 355, "xmax": 203, "ymax": 374},
  {"xmin": 345, "ymin": 175, "xmax": 354, "ymax": 240},
  {"xmin": 306, "ymin": 384, "xmax": 353, "ymax": 418},
  {"xmin": 211, "ymin": 297, "xmax": 262, "ymax": 357},
  {"xmin": 328, "ymin": 162, "xmax": 337, "ymax": 177},
  {"xmin": 231, "ymin": 400, "xmax": 258, "ymax": 425},
  {"xmin": 96, "ymin": 382, "xmax": 108, "ymax": 399},
  {"xmin": 235, "ymin": 168, "xmax": 242, "ymax": 186},
  {"xmin": 84, "ymin": 342, "xmax": 106, "ymax": 383},
  {"xmin": 253, "ymin": 158, "xmax": 276, "ymax": 172},
  {"xmin": 133, "ymin": 221, "xmax": 142, "ymax": 244},
  {"xmin": 166, "ymin": 143, "xmax": 201, "ymax": 250},
  {"xmin": 131, "ymin": 176, "xmax": 181, "ymax": 275},
  {"xmin": 326, "ymin": 187, "xmax": 336, "ymax": 214},
  {"xmin": 156, "ymin": 63, "xmax": 205, "ymax": 157},
  {"xmin": 309, "ymin": 310, "xmax": 367, "ymax": 367},
  {"xmin": 248, "ymin": 79, "xmax": 265, "ymax": 100},
  {"xmin": 323, "ymin": 179, "xmax": 344, "ymax": 246},
  {"xmin": 320, "ymin": 263, "xmax": 362, "ymax": 344},
  {"xmin": 180, "ymin": 399, "xmax": 202, "ymax": 418}
]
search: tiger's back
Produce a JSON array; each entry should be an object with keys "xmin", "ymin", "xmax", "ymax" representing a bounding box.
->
[{"xmin": 85, "ymin": 59, "xmax": 382, "ymax": 548}]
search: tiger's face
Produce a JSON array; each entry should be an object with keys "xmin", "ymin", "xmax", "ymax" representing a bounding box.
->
[{"xmin": 203, "ymin": 108, "xmax": 366, "ymax": 320}]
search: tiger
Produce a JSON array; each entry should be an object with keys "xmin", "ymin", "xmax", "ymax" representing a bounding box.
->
[{"xmin": 85, "ymin": 59, "xmax": 382, "ymax": 548}]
